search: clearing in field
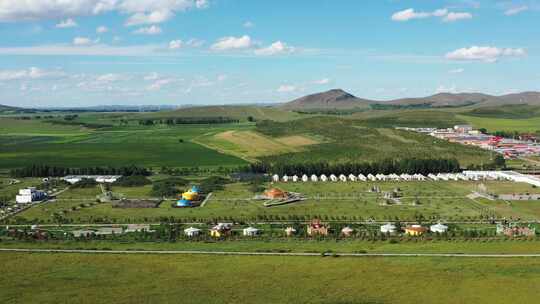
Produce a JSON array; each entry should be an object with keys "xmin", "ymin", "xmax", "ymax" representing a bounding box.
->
[{"xmin": 198, "ymin": 130, "xmax": 320, "ymax": 160}]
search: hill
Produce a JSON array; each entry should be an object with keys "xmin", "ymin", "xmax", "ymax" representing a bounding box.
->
[
  {"xmin": 281, "ymin": 89, "xmax": 540, "ymax": 111},
  {"xmin": 280, "ymin": 89, "xmax": 373, "ymax": 110},
  {"xmin": 146, "ymin": 105, "xmax": 305, "ymax": 122},
  {"xmin": 464, "ymin": 104, "xmax": 540, "ymax": 119},
  {"xmin": 0, "ymin": 104, "xmax": 24, "ymax": 114}
]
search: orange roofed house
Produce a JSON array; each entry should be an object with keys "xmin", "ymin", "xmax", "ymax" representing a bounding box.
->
[
  {"xmin": 307, "ymin": 219, "xmax": 329, "ymax": 236},
  {"xmin": 404, "ymin": 225, "xmax": 428, "ymax": 236}
]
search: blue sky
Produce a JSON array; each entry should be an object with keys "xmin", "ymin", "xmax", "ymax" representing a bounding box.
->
[{"xmin": 0, "ymin": 0, "xmax": 539, "ymax": 107}]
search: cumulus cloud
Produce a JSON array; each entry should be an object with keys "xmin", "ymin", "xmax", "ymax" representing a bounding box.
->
[
  {"xmin": 392, "ymin": 7, "xmax": 472, "ymax": 22},
  {"xmin": 436, "ymin": 84, "xmax": 458, "ymax": 94},
  {"xmin": 169, "ymin": 39, "xmax": 183, "ymax": 49},
  {"xmin": 132, "ymin": 25, "xmax": 162, "ymax": 35},
  {"xmin": 211, "ymin": 35, "xmax": 252, "ymax": 51},
  {"xmin": 96, "ymin": 25, "xmax": 108, "ymax": 33},
  {"xmin": 73, "ymin": 36, "xmax": 98, "ymax": 46},
  {"xmin": 0, "ymin": 67, "xmax": 66, "ymax": 81},
  {"xmin": 185, "ymin": 38, "xmax": 204, "ymax": 47},
  {"xmin": 254, "ymin": 41, "xmax": 295, "ymax": 56},
  {"xmin": 147, "ymin": 78, "xmax": 178, "ymax": 91},
  {"xmin": 504, "ymin": 6, "xmax": 529, "ymax": 16},
  {"xmin": 448, "ymin": 68, "xmax": 465, "ymax": 74},
  {"xmin": 96, "ymin": 73, "xmax": 128, "ymax": 82},
  {"xmin": 277, "ymin": 85, "xmax": 296, "ymax": 93},
  {"xmin": 446, "ymin": 46, "xmax": 526, "ymax": 63},
  {"xmin": 0, "ymin": 0, "xmax": 208, "ymax": 26},
  {"xmin": 55, "ymin": 18, "xmax": 78, "ymax": 28}
]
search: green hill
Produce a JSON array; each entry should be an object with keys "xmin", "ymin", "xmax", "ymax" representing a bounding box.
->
[{"xmin": 464, "ymin": 104, "xmax": 540, "ymax": 119}]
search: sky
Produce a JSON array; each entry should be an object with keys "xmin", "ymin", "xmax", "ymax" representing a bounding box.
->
[{"xmin": 0, "ymin": 0, "xmax": 539, "ymax": 107}]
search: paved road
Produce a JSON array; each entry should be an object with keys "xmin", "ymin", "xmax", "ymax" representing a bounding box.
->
[{"xmin": 1, "ymin": 248, "xmax": 540, "ymax": 258}]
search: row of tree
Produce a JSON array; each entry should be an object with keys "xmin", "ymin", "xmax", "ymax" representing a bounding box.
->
[
  {"xmin": 138, "ymin": 117, "xmax": 239, "ymax": 126},
  {"xmin": 10, "ymin": 164, "xmax": 151, "ymax": 178},
  {"xmin": 247, "ymin": 158, "xmax": 461, "ymax": 176}
]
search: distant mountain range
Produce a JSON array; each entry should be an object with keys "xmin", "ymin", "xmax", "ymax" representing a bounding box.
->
[{"xmin": 281, "ymin": 89, "xmax": 540, "ymax": 110}]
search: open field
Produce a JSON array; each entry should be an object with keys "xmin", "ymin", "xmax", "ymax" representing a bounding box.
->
[
  {"xmin": 0, "ymin": 119, "xmax": 247, "ymax": 169},
  {"xmin": 195, "ymin": 130, "xmax": 321, "ymax": 160},
  {"xmin": 13, "ymin": 180, "xmax": 540, "ymax": 224},
  {"xmin": 458, "ymin": 114, "xmax": 540, "ymax": 132},
  {"xmin": 2, "ymin": 252, "xmax": 540, "ymax": 304}
]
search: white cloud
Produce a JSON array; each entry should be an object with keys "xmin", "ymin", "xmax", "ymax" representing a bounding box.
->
[
  {"xmin": 436, "ymin": 84, "xmax": 458, "ymax": 94},
  {"xmin": 217, "ymin": 74, "xmax": 227, "ymax": 82},
  {"xmin": 211, "ymin": 35, "xmax": 252, "ymax": 51},
  {"xmin": 243, "ymin": 21, "xmax": 255, "ymax": 28},
  {"xmin": 55, "ymin": 18, "xmax": 78, "ymax": 28},
  {"xmin": 448, "ymin": 68, "xmax": 465, "ymax": 74},
  {"xmin": 392, "ymin": 7, "xmax": 472, "ymax": 22},
  {"xmin": 443, "ymin": 12, "xmax": 472, "ymax": 22},
  {"xmin": 446, "ymin": 46, "xmax": 526, "ymax": 63},
  {"xmin": 277, "ymin": 85, "xmax": 296, "ymax": 93},
  {"xmin": 313, "ymin": 78, "xmax": 330, "ymax": 85},
  {"xmin": 0, "ymin": 0, "xmax": 208, "ymax": 25},
  {"xmin": 504, "ymin": 6, "xmax": 529, "ymax": 16},
  {"xmin": 169, "ymin": 40, "xmax": 183, "ymax": 49},
  {"xmin": 0, "ymin": 67, "xmax": 66, "ymax": 81},
  {"xmin": 96, "ymin": 73, "xmax": 127, "ymax": 82},
  {"xmin": 391, "ymin": 8, "xmax": 431, "ymax": 21},
  {"xmin": 254, "ymin": 41, "xmax": 295, "ymax": 56},
  {"xmin": 147, "ymin": 78, "xmax": 176, "ymax": 91},
  {"xmin": 73, "ymin": 36, "xmax": 97, "ymax": 46},
  {"xmin": 96, "ymin": 26, "xmax": 108, "ymax": 33},
  {"xmin": 0, "ymin": 43, "xmax": 161, "ymax": 56},
  {"xmin": 133, "ymin": 25, "xmax": 162, "ymax": 35}
]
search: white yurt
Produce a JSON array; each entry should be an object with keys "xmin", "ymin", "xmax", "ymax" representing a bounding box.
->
[
  {"xmin": 339, "ymin": 174, "xmax": 347, "ymax": 182},
  {"xmin": 272, "ymin": 174, "xmax": 280, "ymax": 182},
  {"xmin": 311, "ymin": 174, "xmax": 318, "ymax": 182},
  {"xmin": 330, "ymin": 174, "xmax": 338, "ymax": 182},
  {"xmin": 302, "ymin": 175, "xmax": 309, "ymax": 182},
  {"xmin": 282, "ymin": 175, "xmax": 289, "ymax": 182},
  {"xmin": 243, "ymin": 227, "xmax": 260, "ymax": 236},
  {"xmin": 348, "ymin": 174, "xmax": 357, "ymax": 182},
  {"xmin": 184, "ymin": 227, "xmax": 202, "ymax": 237},
  {"xmin": 358, "ymin": 174, "xmax": 367, "ymax": 181},
  {"xmin": 320, "ymin": 175, "xmax": 328, "ymax": 182},
  {"xmin": 430, "ymin": 223, "xmax": 448, "ymax": 233},
  {"xmin": 292, "ymin": 175, "xmax": 299, "ymax": 182},
  {"xmin": 380, "ymin": 223, "xmax": 397, "ymax": 234}
]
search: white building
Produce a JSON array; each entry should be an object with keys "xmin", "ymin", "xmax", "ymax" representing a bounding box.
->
[
  {"xmin": 282, "ymin": 175, "xmax": 289, "ymax": 182},
  {"xmin": 330, "ymin": 174, "xmax": 338, "ymax": 182},
  {"xmin": 430, "ymin": 223, "xmax": 448, "ymax": 233},
  {"xmin": 348, "ymin": 174, "xmax": 357, "ymax": 182},
  {"xmin": 302, "ymin": 175, "xmax": 309, "ymax": 182},
  {"xmin": 339, "ymin": 174, "xmax": 347, "ymax": 182},
  {"xmin": 184, "ymin": 227, "xmax": 202, "ymax": 237},
  {"xmin": 243, "ymin": 227, "xmax": 260, "ymax": 236},
  {"xmin": 292, "ymin": 175, "xmax": 299, "ymax": 182},
  {"xmin": 272, "ymin": 174, "xmax": 280, "ymax": 182},
  {"xmin": 320, "ymin": 175, "xmax": 328, "ymax": 182},
  {"xmin": 63, "ymin": 175, "xmax": 121, "ymax": 184},
  {"xmin": 16, "ymin": 187, "xmax": 46, "ymax": 204},
  {"xmin": 285, "ymin": 227, "xmax": 297, "ymax": 236},
  {"xmin": 380, "ymin": 223, "xmax": 397, "ymax": 234},
  {"xmin": 311, "ymin": 175, "xmax": 319, "ymax": 182},
  {"xmin": 358, "ymin": 174, "xmax": 367, "ymax": 181}
]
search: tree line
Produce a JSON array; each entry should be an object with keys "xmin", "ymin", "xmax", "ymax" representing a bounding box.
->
[
  {"xmin": 138, "ymin": 117, "xmax": 240, "ymax": 126},
  {"xmin": 247, "ymin": 158, "xmax": 461, "ymax": 176},
  {"xmin": 10, "ymin": 164, "xmax": 151, "ymax": 178}
]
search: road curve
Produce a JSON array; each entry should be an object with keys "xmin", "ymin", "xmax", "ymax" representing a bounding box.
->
[{"xmin": 1, "ymin": 248, "xmax": 540, "ymax": 258}]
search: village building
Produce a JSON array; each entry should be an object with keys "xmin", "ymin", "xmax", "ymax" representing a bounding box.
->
[
  {"xmin": 16, "ymin": 187, "xmax": 46, "ymax": 204},
  {"xmin": 210, "ymin": 223, "xmax": 233, "ymax": 237},
  {"xmin": 284, "ymin": 227, "xmax": 297, "ymax": 236},
  {"xmin": 405, "ymin": 225, "xmax": 428, "ymax": 236},
  {"xmin": 341, "ymin": 226, "xmax": 354, "ymax": 237},
  {"xmin": 264, "ymin": 188, "xmax": 288, "ymax": 199},
  {"xmin": 184, "ymin": 227, "xmax": 202, "ymax": 237},
  {"xmin": 497, "ymin": 224, "xmax": 536, "ymax": 237},
  {"xmin": 430, "ymin": 223, "xmax": 448, "ymax": 233},
  {"xmin": 311, "ymin": 175, "xmax": 318, "ymax": 182},
  {"xmin": 380, "ymin": 223, "xmax": 397, "ymax": 234},
  {"xmin": 307, "ymin": 219, "xmax": 329, "ymax": 236},
  {"xmin": 125, "ymin": 224, "xmax": 152, "ymax": 233},
  {"xmin": 243, "ymin": 227, "xmax": 260, "ymax": 236}
]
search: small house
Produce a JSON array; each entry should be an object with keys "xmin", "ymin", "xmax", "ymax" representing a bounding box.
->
[
  {"xmin": 330, "ymin": 174, "xmax": 338, "ymax": 182},
  {"xmin": 307, "ymin": 219, "xmax": 329, "ymax": 236},
  {"xmin": 282, "ymin": 175, "xmax": 289, "ymax": 182},
  {"xmin": 285, "ymin": 227, "xmax": 297, "ymax": 236},
  {"xmin": 367, "ymin": 174, "xmax": 376, "ymax": 181},
  {"xmin": 358, "ymin": 174, "xmax": 367, "ymax": 181},
  {"xmin": 184, "ymin": 227, "xmax": 201, "ymax": 237},
  {"xmin": 272, "ymin": 174, "xmax": 280, "ymax": 182},
  {"xmin": 430, "ymin": 223, "xmax": 448, "ymax": 234},
  {"xmin": 339, "ymin": 174, "xmax": 347, "ymax": 182},
  {"xmin": 302, "ymin": 175, "xmax": 309, "ymax": 182},
  {"xmin": 243, "ymin": 227, "xmax": 259, "ymax": 237},
  {"xmin": 380, "ymin": 223, "xmax": 397, "ymax": 234},
  {"xmin": 292, "ymin": 175, "xmax": 299, "ymax": 182},
  {"xmin": 210, "ymin": 223, "xmax": 233, "ymax": 238},
  {"xmin": 341, "ymin": 226, "xmax": 354, "ymax": 237},
  {"xmin": 264, "ymin": 188, "xmax": 288, "ymax": 199},
  {"xmin": 348, "ymin": 174, "xmax": 357, "ymax": 182},
  {"xmin": 311, "ymin": 175, "xmax": 318, "ymax": 182},
  {"xmin": 320, "ymin": 175, "xmax": 328, "ymax": 182},
  {"xmin": 405, "ymin": 225, "xmax": 428, "ymax": 236}
]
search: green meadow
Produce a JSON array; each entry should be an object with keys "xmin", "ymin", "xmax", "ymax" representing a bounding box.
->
[{"xmin": 1, "ymin": 253, "xmax": 540, "ymax": 304}]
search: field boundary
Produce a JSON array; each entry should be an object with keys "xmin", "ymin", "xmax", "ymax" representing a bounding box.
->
[{"xmin": 2, "ymin": 248, "xmax": 540, "ymax": 258}]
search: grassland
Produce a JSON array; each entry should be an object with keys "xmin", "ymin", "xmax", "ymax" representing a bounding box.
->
[
  {"xmin": 2, "ymin": 252, "xmax": 540, "ymax": 304},
  {"xmin": 194, "ymin": 130, "xmax": 321, "ymax": 161},
  {"xmin": 14, "ymin": 180, "xmax": 540, "ymax": 224},
  {"xmin": 256, "ymin": 116, "xmax": 491, "ymax": 166},
  {"xmin": 458, "ymin": 114, "xmax": 540, "ymax": 132}
]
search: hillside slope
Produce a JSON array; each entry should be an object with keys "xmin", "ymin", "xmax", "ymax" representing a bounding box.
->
[
  {"xmin": 280, "ymin": 89, "xmax": 373, "ymax": 110},
  {"xmin": 146, "ymin": 105, "xmax": 304, "ymax": 122}
]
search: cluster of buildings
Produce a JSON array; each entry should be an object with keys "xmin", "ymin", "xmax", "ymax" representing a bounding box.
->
[
  {"xmin": 15, "ymin": 187, "xmax": 47, "ymax": 204},
  {"xmin": 63, "ymin": 175, "xmax": 121, "ymax": 184},
  {"xmin": 400, "ymin": 124, "xmax": 540, "ymax": 159},
  {"xmin": 175, "ymin": 186, "xmax": 203, "ymax": 208}
]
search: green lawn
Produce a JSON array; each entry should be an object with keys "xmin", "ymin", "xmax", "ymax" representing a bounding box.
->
[
  {"xmin": 14, "ymin": 181, "xmax": 540, "ymax": 224},
  {"xmin": 1, "ymin": 252, "xmax": 539, "ymax": 304}
]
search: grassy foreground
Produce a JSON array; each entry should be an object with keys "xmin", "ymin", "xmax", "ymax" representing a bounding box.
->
[{"xmin": 1, "ymin": 252, "xmax": 539, "ymax": 304}]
